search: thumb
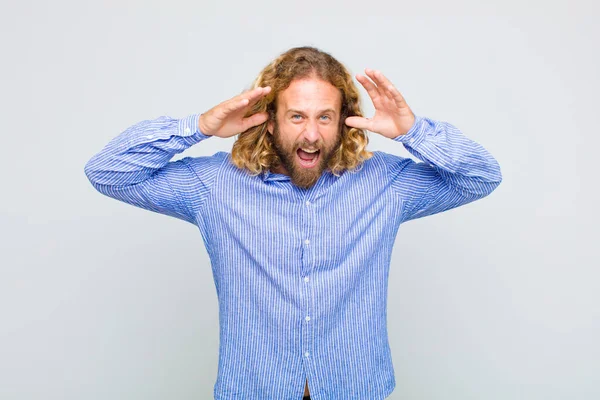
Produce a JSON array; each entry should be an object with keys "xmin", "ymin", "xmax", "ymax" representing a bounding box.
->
[{"xmin": 345, "ymin": 116, "xmax": 372, "ymax": 130}]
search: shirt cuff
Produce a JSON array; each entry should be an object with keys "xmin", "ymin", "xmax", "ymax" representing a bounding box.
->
[
  {"xmin": 392, "ymin": 115, "xmax": 426, "ymax": 148},
  {"xmin": 179, "ymin": 113, "xmax": 213, "ymax": 140}
]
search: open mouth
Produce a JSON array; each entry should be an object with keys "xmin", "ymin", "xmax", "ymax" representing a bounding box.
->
[{"xmin": 296, "ymin": 148, "xmax": 320, "ymax": 168}]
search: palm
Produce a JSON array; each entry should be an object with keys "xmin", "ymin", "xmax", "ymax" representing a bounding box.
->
[
  {"xmin": 199, "ymin": 86, "xmax": 271, "ymax": 138},
  {"xmin": 213, "ymin": 107, "xmax": 252, "ymax": 136},
  {"xmin": 345, "ymin": 69, "xmax": 415, "ymax": 139}
]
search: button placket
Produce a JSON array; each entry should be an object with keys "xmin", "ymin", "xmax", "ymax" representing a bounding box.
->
[{"xmin": 301, "ymin": 196, "xmax": 314, "ymax": 367}]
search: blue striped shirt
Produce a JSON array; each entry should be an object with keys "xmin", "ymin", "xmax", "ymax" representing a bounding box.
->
[{"xmin": 84, "ymin": 113, "xmax": 502, "ymax": 399}]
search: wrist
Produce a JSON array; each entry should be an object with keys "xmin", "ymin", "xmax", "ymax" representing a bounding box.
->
[{"xmin": 198, "ymin": 114, "xmax": 212, "ymax": 136}]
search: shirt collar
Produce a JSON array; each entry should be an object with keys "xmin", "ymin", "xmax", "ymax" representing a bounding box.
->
[
  {"xmin": 261, "ymin": 168, "xmax": 340, "ymax": 185},
  {"xmin": 261, "ymin": 169, "xmax": 290, "ymax": 182}
]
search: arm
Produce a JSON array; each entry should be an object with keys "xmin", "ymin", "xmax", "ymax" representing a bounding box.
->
[
  {"xmin": 83, "ymin": 113, "xmax": 224, "ymax": 225},
  {"xmin": 84, "ymin": 85, "xmax": 272, "ymax": 225},
  {"xmin": 344, "ymin": 68, "xmax": 502, "ymax": 223},
  {"xmin": 385, "ymin": 115, "xmax": 502, "ymax": 223}
]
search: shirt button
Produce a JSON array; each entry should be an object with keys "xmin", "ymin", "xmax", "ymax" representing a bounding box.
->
[
  {"xmin": 408, "ymin": 138, "xmax": 414, "ymax": 145},
  {"xmin": 304, "ymin": 276, "xmax": 309, "ymax": 283},
  {"xmin": 305, "ymin": 352, "xmax": 310, "ymax": 358},
  {"xmin": 305, "ymin": 200, "xmax": 311, "ymax": 206},
  {"xmin": 304, "ymin": 239, "xmax": 310, "ymax": 245},
  {"xmin": 305, "ymin": 316, "xmax": 311, "ymax": 321},
  {"xmin": 145, "ymin": 134, "xmax": 154, "ymax": 139},
  {"xmin": 184, "ymin": 127, "xmax": 191, "ymax": 134}
]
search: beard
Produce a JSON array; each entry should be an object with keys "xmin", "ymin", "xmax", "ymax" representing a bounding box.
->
[{"xmin": 270, "ymin": 121, "xmax": 342, "ymax": 189}]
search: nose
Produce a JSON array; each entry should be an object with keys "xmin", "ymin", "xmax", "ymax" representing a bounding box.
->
[{"xmin": 302, "ymin": 118, "xmax": 320, "ymax": 143}]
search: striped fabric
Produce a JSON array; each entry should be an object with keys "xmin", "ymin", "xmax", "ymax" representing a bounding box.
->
[{"xmin": 84, "ymin": 113, "xmax": 502, "ymax": 399}]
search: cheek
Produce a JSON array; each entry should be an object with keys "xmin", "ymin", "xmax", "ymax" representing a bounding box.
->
[
  {"xmin": 277, "ymin": 130, "xmax": 297, "ymax": 149},
  {"xmin": 324, "ymin": 128, "xmax": 341, "ymax": 145},
  {"xmin": 282, "ymin": 122, "xmax": 303, "ymax": 135},
  {"xmin": 279, "ymin": 125, "xmax": 302, "ymax": 144}
]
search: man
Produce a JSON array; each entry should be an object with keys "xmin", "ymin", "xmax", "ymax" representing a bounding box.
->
[{"xmin": 84, "ymin": 46, "xmax": 502, "ymax": 400}]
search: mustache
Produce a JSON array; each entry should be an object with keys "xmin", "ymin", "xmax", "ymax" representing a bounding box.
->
[
  {"xmin": 296, "ymin": 145, "xmax": 321, "ymax": 151},
  {"xmin": 295, "ymin": 140, "xmax": 323, "ymax": 150}
]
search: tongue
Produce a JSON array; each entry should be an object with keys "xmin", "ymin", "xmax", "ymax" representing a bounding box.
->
[{"xmin": 298, "ymin": 149, "xmax": 318, "ymax": 161}]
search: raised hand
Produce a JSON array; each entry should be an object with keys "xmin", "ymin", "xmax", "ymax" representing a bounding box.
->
[
  {"xmin": 198, "ymin": 86, "xmax": 272, "ymax": 138},
  {"xmin": 345, "ymin": 69, "xmax": 416, "ymax": 139}
]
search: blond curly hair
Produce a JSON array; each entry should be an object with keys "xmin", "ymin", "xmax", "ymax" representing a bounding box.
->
[{"xmin": 231, "ymin": 46, "xmax": 373, "ymax": 176}]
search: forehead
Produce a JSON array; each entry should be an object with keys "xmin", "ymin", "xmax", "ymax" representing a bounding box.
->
[{"xmin": 277, "ymin": 77, "xmax": 341, "ymax": 113}]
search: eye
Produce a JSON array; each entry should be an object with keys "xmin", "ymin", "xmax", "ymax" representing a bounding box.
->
[
  {"xmin": 291, "ymin": 114, "xmax": 302, "ymax": 120},
  {"xmin": 320, "ymin": 115, "xmax": 331, "ymax": 120}
]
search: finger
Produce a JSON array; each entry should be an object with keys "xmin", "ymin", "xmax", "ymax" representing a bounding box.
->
[
  {"xmin": 218, "ymin": 87, "xmax": 268, "ymax": 119},
  {"xmin": 363, "ymin": 68, "xmax": 382, "ymax": 86},
  {"xmin": 237, "ymin": 86, "xmax": 271, "ymax": 105},
  {"xmin": 345, "ymin": 116, "xmax": 373, "ymax": 130},
  {"xmin": 241, "ymin": 111, "xmax": 269, "ymax": 131},
  {"xmin": 356, "ymin": 74, "xmax": 381, "ymax": 103},
  {"xmin": 365, "ymin": 69, "xmax": 408, "ymax": 108},
  {"xmin": 246, "ymin": 86, "xmax": 271, "ymax": 109},
  {"xmin": 386, "ymin": 84, "xmax": 408, "ymax": 108},
  {"xmin": 364, "ymin": 68, "xmax": 389, "ymax": 88},
  {"xmin": 220, "ymin": 97, "xmax": 251, "ymax": 117},
  {"xmin": 366, "ymin": 69, "xmax": 398, "ymax": 101},
  {"xmin": 222, "ymin": 86, "xmax": 271, "ymax": 115},
  {"xmin": 363, "ymin": 69, "xmax": 387, "ymax": 95}
]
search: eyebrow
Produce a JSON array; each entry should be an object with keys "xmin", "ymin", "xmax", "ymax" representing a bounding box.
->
[{"xmin": 286, "ymin": 108, "xmax": 337, "ymax": 115}]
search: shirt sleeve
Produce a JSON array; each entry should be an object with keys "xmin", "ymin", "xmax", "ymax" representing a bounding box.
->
[
  {"xmin": 383, "ymin": 114, "xmax": 503, "ymax": 224},
  {"xmin": 84, "ymin": 113, "xmax": 225, "ymax": 225}
]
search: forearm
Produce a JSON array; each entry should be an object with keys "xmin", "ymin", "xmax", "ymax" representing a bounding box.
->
[
  {"xmin": 393, "ymin": 115, "xmax": 502, "ymax": 197},
  {"xmin": 84, "ymin": 113, "xmax": 208, "ymax": 187}
]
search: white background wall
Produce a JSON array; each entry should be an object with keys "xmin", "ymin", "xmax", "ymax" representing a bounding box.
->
[{"xmin": 1, "ymin": 1, "xmax": 598, "ymax": 399}]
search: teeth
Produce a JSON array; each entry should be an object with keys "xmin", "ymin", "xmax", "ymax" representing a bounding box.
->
[{"xmin": 300, "ymin": 148, "xmax": 319, "ymax": 153}]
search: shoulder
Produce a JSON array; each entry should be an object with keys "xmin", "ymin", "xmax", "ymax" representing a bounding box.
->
[
  {"xmin": 180, "ymin": 151, "xmax": 229, "ymax": 172},
  {"xmin": 366, "ymin": 150, "xmax": 413, "ymax": 175},
  {"xmin": 177, "ymin": 151, "xmax": 230, "ymax": 185}
]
